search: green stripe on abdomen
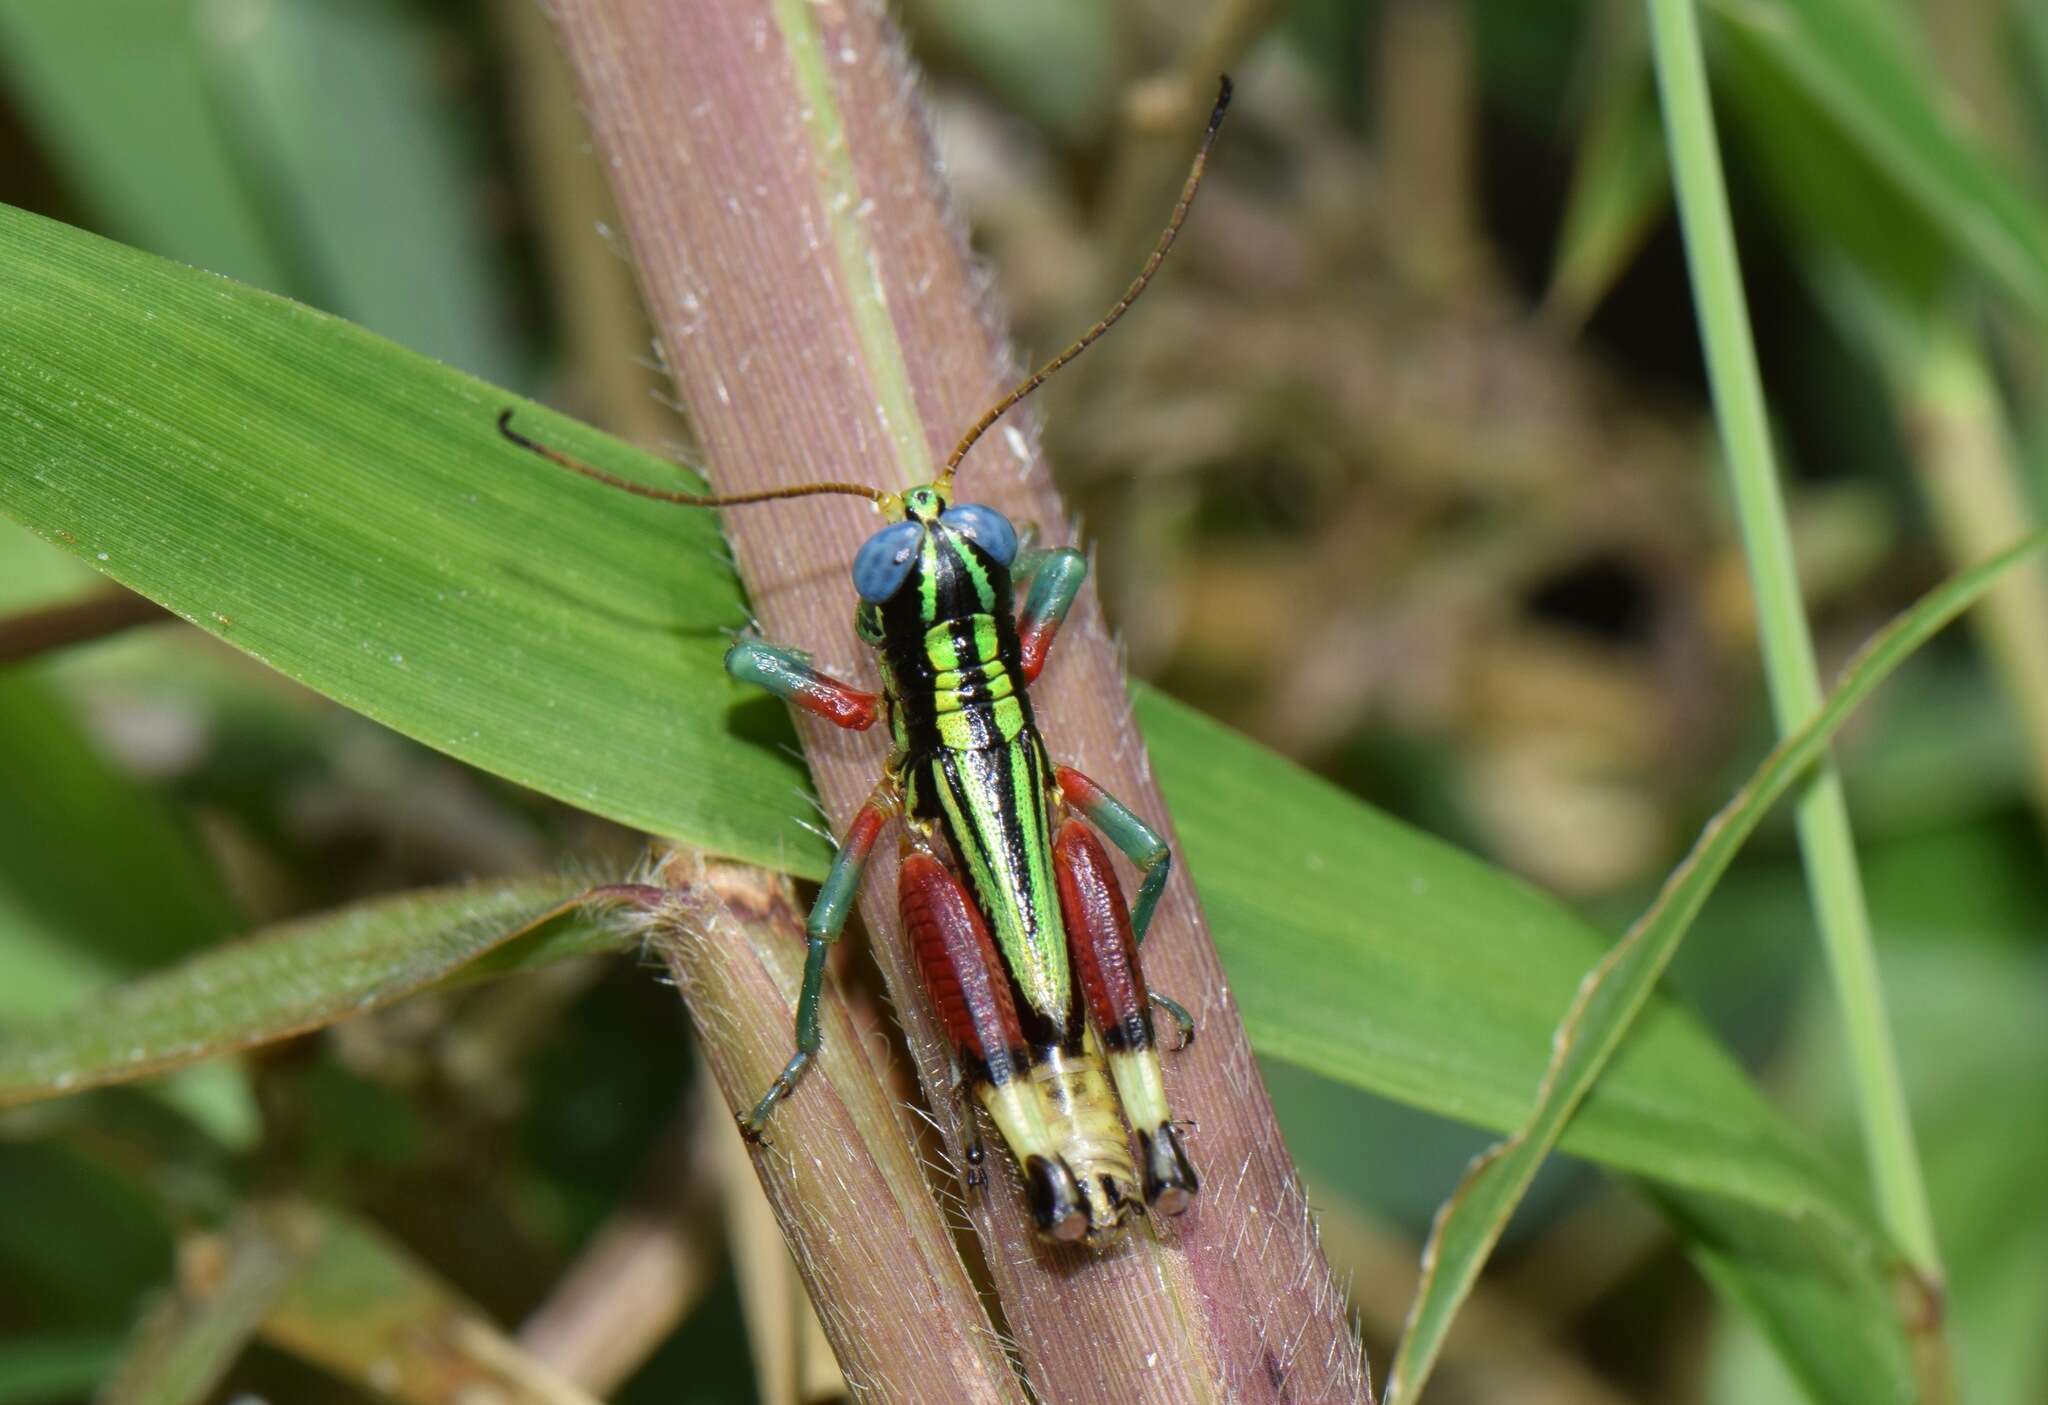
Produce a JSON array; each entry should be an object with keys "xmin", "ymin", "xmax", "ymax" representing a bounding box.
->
[{"xmin": 930, "ymin": 738, "xmax": 1069, "ymax": 1027}]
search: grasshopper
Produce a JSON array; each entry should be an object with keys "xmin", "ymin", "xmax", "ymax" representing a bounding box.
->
[{"xmin": 501, "ymin": 77, "xmax": 1230, "ymax": 1245}]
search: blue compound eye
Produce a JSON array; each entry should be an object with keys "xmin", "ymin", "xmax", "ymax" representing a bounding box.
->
[
  {"xmin": 939, "ymin": 503, "xmax": 1018, "ymax": 566},
  {"xmin": 852, "ymin": 520, "xmax": 925, "ymax": 602}
]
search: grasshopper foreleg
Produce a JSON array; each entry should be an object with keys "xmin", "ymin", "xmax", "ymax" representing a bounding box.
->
[
  {"xmin": 1011, "ymin": 546, "xmax": 1087, "ymax": 684},
  {"xmin": 726, "ymin": 639, "xmax": 880, "ymax": 731}
]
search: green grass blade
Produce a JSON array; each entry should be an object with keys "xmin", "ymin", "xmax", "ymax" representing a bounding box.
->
[
  {"xmin": 0, "ymin": 201, "xmax": 827, "ymax": 880},
  {"xmin": 1546, "ymin": 38, "xmax": 1669, "ymax": 327},
  {"xmin": 1149, "ymin": 689, "xmax": 1917, "ymax": 1399},
  {"xmin": 0, "ymin": 672, "xmax": 239, "ymax": 998},
  {"xmin": 196, "ymin": 0, "xmax": 532, "ymax": 383},
  {"xmin": 0, "ymin": 1, "xmax": 527, "ymax": 383},
  {"xmin": 1704, "ymin": 0, "xmax": 2048, "ymax": 322},
  {"xmin": 0, "ymin": 877, "xmax": 619, "ymax": 1106},
  {"xmin": 0, "ymin": 666, "xmax": 257, "ymax": 1145},
  {"xmin": 1657, "ymin": 0, "xmax": 1941, "ymax": 1285},
  {"xmin": 1384, "ymin": 529, "xmax": 2048, "ymax": 1405},
  {"xmin": 0, "ymin": 1, "xmax": 293, "ymax": 290},
  {"xmin": 1712, "ymin": 15, "xmax": 2048, "ymax": 839}
]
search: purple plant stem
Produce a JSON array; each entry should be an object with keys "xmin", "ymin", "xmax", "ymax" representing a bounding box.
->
[
  {"xmin": 639, "ymin": 855, "xmax": 1022, "ymax": 1403},
  {"xmin": 551, "ymin": 3, "xmax": 1368, "ymax": 1400}
]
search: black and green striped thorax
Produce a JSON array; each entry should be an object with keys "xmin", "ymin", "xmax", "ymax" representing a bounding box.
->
[{"xmin": 864, "ymin": 511, "xmax": 1035, "ymax": 759}]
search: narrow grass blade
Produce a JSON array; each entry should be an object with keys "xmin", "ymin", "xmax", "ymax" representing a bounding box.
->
[
  {"xmin": 1384, "ymin": 529, "xmax": 2048, "ymax": 1405},
  {"xmin": 100, "ymin": 1205, "xmax": 313, "ymax": 1405},
  {"xmin": 260, "ymin": 1204, "xmax": 602, "ymax": 1405},
  {"xmin": 0, "ymin": 877, "xmax": 620, "ymax": 1106},
  {"xmin": 0, "ymin": 0, "xmax": 527, "ymax": 383},
  {"xmin": 1545, "ymin": 19, "xmax": 1668, "ymax": 327},
  {"xmin": 0, "ymin": 0, "xmax": 293, "ymax": 289},
  {"xmin": 1704, "ymin": 0, "xmax": 2048, "ymax": 322},
  {"xmin": 1659, "ymin": 0, "xmax": 1942, "ymax": 1291}
]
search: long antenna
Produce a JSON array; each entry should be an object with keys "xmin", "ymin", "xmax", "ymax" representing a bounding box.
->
[
  {"xmin": 941, "ymin": 74, "xmax": 1233, "ymax": 487},
  {"xmin": 497, "ymin": 412, "xmax": 888, "ymax": 508}
]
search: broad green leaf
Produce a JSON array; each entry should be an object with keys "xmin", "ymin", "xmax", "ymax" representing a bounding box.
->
[
  {"xmin": 0, "ymin": 201, "xmax": 828, "ymax": 879},
  {"xmin": 0, "ymin": 877, "xmax": 620, "ymax": 1105},
  {"xmin": 1668, "ymin": 0, "xmax": 1945, "ymax": 1337},
  {"xmin": 0, "ymin": 203, "xmax": 1940, "ymax": 1393},
  {"xmin": 1704, "ymin": 0, "xmax": 2048, "ymax": 322},
  {"xmin": 1383, "ymin": 531, "xmax": 2048, "ymax": 1405},
  {"xmin": 1147, "ymin": 687, "xmax": 1916, "ymax": 1401}
]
